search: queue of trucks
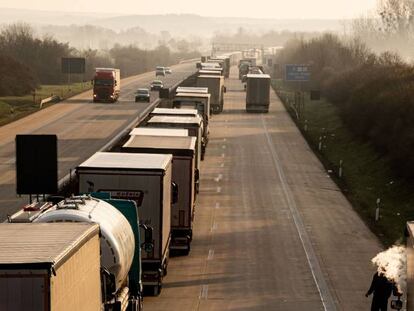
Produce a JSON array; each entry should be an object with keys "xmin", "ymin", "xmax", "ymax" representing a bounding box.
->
[{"xmin": 0, "ymin": 51, "xmax": 258, "ymax": 311}]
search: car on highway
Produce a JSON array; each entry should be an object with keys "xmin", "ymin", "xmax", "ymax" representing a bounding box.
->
[
  {"xmin": 150, "ymin": 80, "xmax": 164, "ymax": 91},
  {"xmin": 135, "ymin": 88, "xmax": 151, "ymax": 102},
  {"xmin": 165, "ymin": 67, "xmax": 172, "ymax": 74},
  {"xmin": 156, "ymin": 66, "xmax": 166, "ymax": 76}
]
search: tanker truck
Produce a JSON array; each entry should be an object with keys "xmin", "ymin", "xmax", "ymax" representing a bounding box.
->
[{"xmin": 8, "ymin": 194, "xmax": 153, "ymax": 310}]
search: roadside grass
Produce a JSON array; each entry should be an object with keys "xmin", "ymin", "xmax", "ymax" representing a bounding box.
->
[
  {"xmin": 0, "ymin": 82, "xmax": 92, "ymax": 126},
  {"xmin": 273, "ymin": 79, "xmax": 413, "ymax": 246}
]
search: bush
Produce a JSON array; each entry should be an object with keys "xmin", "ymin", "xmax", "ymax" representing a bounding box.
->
[{"xmin": 0, "ymin": 54, "xmax": 37, "ymax": 96}]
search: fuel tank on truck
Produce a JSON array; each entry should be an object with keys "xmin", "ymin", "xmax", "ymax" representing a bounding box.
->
[{"xmin": 33, "ymin": 195, "xmax": 135, "ymax": 292}]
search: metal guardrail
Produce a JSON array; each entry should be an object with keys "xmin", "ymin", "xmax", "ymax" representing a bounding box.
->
[{"xmin": 39, "ymin": 95, "xmax": 60, "ymax": 109}]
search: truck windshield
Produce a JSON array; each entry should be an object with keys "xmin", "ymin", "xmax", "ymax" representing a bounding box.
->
[{"xmin": 94, "ymin": 79, "xmax": 113, "ymax": 86}]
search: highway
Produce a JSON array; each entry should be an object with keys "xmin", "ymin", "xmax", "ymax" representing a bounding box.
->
[
  {"xmin": 0, "ymin": 62, "xmax": 196, "ymax": 220},
  {"xmin": 144, "ymin": 67, "xmax": 382, "ymax": 310}
]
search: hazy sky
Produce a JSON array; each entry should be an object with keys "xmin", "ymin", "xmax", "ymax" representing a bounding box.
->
[{"xmin": 1, "ymin": 0, "xmax": 377, "ymax": 19}]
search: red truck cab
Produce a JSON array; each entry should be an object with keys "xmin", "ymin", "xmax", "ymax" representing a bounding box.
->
[{"xmin": 93, "ymin": 68, "xmax": 121, "ymax": 103}]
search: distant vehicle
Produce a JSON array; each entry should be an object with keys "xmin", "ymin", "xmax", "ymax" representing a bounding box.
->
[
  {"xmin": 156, "ymin": 66, "xmax": 166, "ymax": 76},
  {"xmin": 93, "ymin": 68, "xmax": 120, "ymax": 103},
  {"xmin": 246, "ymin": 74, "xmax": 271, "ymax": 113},
  {"xmin": 165, "ymin": 67, "xmax": 172, "ymax": 74},
  {"xmin": 151, "ymin": 80, "xmax": 164, "ymax": 91},
  {"xmin": 135, "ymin": 88, "xmax": 150, "ymax": 102}
]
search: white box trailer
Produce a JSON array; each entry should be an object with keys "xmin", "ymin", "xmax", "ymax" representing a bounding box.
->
[
  {"xmin": 173, "ymin": 93, "xmax": 211, "ymax": 155},
  {"xmin": 0, "ymin": 223, "xmax": 101, "ymax": 311},
  {"xmin": 130, "ymin": 127, "xmax": 189, "ymax": 137},
  {"xmin": 197, "ymin": 75, "xmax": 225, "ymax": 114},
  {"xmin": 176, "ymin": 87, "xmax": 208, "ymax": 94},
  {"xmin": 76, "ymin": 152, "xmax": 172, "ymax": 294},
  {"xmin": 151, "ymin": 108, "xmax": 199, "ymax": 118},
  {"xmin": 123, "ymin": 135, "xmax": 197, "ymax": 254},
  {"xmin": 246, "ymin": 74, "xmax": 271, "ymax": 113},
  {"xmin": 146, "ymin": 115, "xmax": 203, "ymax": 168}
]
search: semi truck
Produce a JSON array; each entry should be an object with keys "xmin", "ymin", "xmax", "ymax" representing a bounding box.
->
[
  {"xmin": 146, "ymin": 115, "xmax": 203, "ymax": 168},
  {"xmin": 197, "ymin": 75, "xmax": 225, "ymax": 114},
  {"xmin": 122, "ymin": 135, "xmax": 197, "ymax": 254},
  {"xmin": 172, "ymin": 93, "xmax": 211, "ymax": 151},
  {"xmin": 93, "ymin": 68, "xmax": 121, "ymax": 103},
  {"xmin": 210, "ymin": 56, "xmax": 230, "ymax": 78},
  {"xmin": 0, "ymin": 223, "xmax": 102, "ymax": 311},
  {"xmin": 76, "ymin": 152, "xmax": 173, "ymax": 296},
  {"xmin": 7, "ymin": 195, "xmax": 152, "ymax": 310},
  {"xmin": 245, "ymin": 74, "xmax": 271, "ymax": 113}
]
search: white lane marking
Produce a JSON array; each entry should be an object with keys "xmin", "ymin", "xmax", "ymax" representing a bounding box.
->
[
  {"xmin": 220, "ymin": 163, "xmax": 225, "ymax": 168},
  {"xmin": 207, "ymin": 249, "xmax": 215, "ymax": 260},
  {"xmin": 200, "ymin": 285, "xmax": 209, "ymax": 299},
  {"xmin": 261, "ymin": 115, "xmax": 337, "ymax": 311},
  {"xmin": 211, "ymin": 222, "xmax": 218, "ymax": 231},
  {"xmin": 221, "ymin": 153, "xmax": 225, "ymax": 158},
  {"xmin": 216, "ymin": 186, "xmax": 221, "ymax": 193},
  {"xmin": 214, "ymin": 174, "xmax": 223, "ymax": 182},
  {"xmin": 215, "ymin": 202, "xmax": 220, "ymax": 209},
  {"xmin": 222, "ymin": 145, "xmax": 226, "ymax": 149},
  {"xmin": 223, "ymin": 138, "xmax": 227, "ymax": 142}
]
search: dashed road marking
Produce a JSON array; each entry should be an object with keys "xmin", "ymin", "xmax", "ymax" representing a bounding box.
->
[
  {"xmin": 208, "ymin": 249, "xmax": 215, "ymax": 260},
  {"xmin": 211, "ymin": 222, "xmax": 218, "ymax": 231},
  {"xmin": 200, "ymin": 285, "xmax": 208, "ymax": 299},
  {"xmin": 215, "ymin": 202, "xmax": 220, "ymax": 209},
  {"xmin": 222, "ymin": 145, "xmax": 226, "ymax": 149},
  {"xmin": 214, "ymin": 174, "xmax": 223, "ymax": 182},
  {"xmin": 216, "ymin": 186, "xmax": 221, "ymax": 193},
  {"xmin": 220, "ymin": 163, "xmax": 225, "ymax": 168},
  {"xmin": 221, "ymin": 153, "xmax": 225, "ymax": 158}
]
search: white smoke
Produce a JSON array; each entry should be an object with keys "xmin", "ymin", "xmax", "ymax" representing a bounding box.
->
[{"xmin": 371, "ymin": 245, "xmax": 406, "ymax": 293}]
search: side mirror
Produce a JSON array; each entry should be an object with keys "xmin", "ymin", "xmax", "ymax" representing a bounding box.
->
[
  {"xmin": 140, "ymin": 224, "xmax": 154, "ymax": 253},
  {"xmin": 195, "ymin": 169, "xmax": 200, "ymax": 194},
  {"xmin": 101, "ymin": 267, "xmax": 116, "ymax": 301},
  {"xmin": 171, "ymin": 182, "xmax": 179, "ymax": 204},
  {"xmin": 223, "ymin": 86, "xmax": 227, "ymax": 93}
]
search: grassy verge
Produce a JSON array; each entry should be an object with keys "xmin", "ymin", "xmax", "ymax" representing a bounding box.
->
[
  {"xmin": 273, "ymin": 79, "xmax": 413, "ymax": 246},
  {"xmin": 0, "ymin": 82, "xmax": 92, "ymax": 126}
]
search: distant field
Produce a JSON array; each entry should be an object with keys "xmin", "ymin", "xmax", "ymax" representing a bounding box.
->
[
  {"xmin": 273, "ymin": 80, "xmax": 413, "ymax": 246},
  {"xmin": 0, "ymin": 82, "xmax": 92, "ymax": 126}
]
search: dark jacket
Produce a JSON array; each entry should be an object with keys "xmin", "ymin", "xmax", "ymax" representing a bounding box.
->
[{"xmin": 367, "ymin": 272, "xmax": 397, "ymax": 300}]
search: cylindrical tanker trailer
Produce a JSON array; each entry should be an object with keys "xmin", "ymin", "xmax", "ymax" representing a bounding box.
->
[{"xmin": 8, "ymin": 195, "xmax": 151, "ymax": 311}]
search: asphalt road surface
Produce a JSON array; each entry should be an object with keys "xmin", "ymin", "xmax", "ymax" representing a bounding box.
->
[
  {"xmin": 0, "ymin": 62, "xmax": 196, "ymax": 220},
  {"xmin": 143, "ymin": 67, "xmax": 382, "ymax": 310}
]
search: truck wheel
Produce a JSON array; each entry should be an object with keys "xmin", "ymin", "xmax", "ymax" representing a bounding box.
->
[{"xmin": 153, "ymin": 285, "xmax": 162, "ymax": 296}]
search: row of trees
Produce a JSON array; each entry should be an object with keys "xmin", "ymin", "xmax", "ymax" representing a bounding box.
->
[
  {"xmin": 351, "ymin": 0, "xmax": 414, "ymax": 58},
  {"xmin": 276, "ymin": 33, "xmax": 414, "ymax": 178},
  {"xmin": 0, "ymin": 23, "xmax": 200, "ymax": 96}
]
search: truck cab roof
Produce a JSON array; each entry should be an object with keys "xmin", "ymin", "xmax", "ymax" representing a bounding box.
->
[
  {"xmin": 152, "ymin": 108, "xmax": 199, "ymax": 116},
  {"xmin": 129, "ymin": 128, "xmax": 189, "ymax": 137},
  {"xmin": 123, "ymin": 135, "xmax": 196, "ymax": 156},
  {"xmin": 148, "ymin": 115, "xmax": 203, "ymax": 126},
  {"xmin": 78, "ymin": 152, "xmax": 172, "ymax": 171}
]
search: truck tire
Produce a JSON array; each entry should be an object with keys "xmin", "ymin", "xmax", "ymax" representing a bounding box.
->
[{"xmin": 153, "ymin": 284, "xmax": 162, "ymax": 296}]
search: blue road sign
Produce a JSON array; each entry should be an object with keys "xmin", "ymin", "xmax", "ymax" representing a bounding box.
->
[{"xmin": 285, "ymin": 64, "xmax": 311, "ymax": 81}]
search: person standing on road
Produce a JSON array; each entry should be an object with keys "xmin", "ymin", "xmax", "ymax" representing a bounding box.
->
[{"xmin": 366, "ymin": 270, "xmax": 399, "ymax": 311}]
